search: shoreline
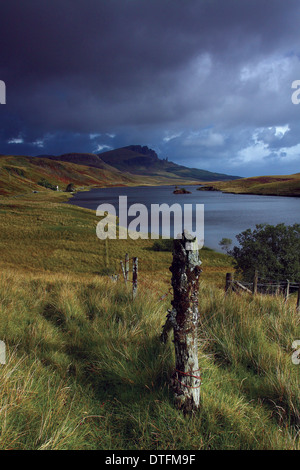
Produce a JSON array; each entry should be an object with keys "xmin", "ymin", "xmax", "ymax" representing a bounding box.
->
[{"xmin": 197, "ymin": 186, "xmax": 300, "ymax": 198}]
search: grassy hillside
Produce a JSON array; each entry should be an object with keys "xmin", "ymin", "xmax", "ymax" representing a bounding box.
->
[
  {"xmin": 198, "ymin": 173, "xmax": 300, "ymax": 197},
  {"xmin": 35, "ymin": 152, "xmax": 120, "ymax": 171},
  {"xmin": 0, "ymin": 154, "xmax": 207, "ymax": 197},
  {"xmin": 0, "ymin": 193, "xmax": 298, "ymax": 450},
  {"xmin": 0, "ymin": 154, "xmax": 139, "ymax": 196}
]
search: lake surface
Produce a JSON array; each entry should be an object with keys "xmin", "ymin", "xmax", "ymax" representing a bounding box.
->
[{"xmin": 67, "ymin": 185, "xmax": 300, "ymax": 252}]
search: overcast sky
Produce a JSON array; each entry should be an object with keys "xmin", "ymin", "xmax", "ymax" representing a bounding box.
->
[{"xmin": 1, "ymin": 0, "xmax": 300, "ymax": 177}]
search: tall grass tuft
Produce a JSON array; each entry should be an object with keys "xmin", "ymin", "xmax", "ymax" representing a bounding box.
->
[{"xmin": 0, "ymin": 197, "xmax": 298, "ymax": 449}]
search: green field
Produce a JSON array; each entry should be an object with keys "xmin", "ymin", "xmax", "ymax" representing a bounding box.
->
[{"xmin": 0, "ymin": 191, "xmax": 299, "ymax": 450}]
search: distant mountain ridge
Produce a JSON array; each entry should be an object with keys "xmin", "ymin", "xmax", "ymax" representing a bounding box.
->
[
  {"xmin": 97, "ymin": 145, "xmax": 240, "ymax": 181},
  {"xmin": 125, "ymin": 145, "xmax": 158, "ymax": 158},
  {"xmin": 36, "ymin": 145, "xmax": 240, "ymax": 181},
  {"xmin": 35, "ymin": 152, "xmax": 115, "ymax": 171},
  {"xmin": 0, "ymin": 145, "xmax": 241, "ymax": 196}
]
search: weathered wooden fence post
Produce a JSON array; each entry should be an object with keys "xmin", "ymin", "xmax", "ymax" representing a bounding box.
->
[
  {"xmin": 253, "ymin": 270, "xmax": 258, "ymax": 295},
  {"xmin": 297, "ymin": 283, "xmax": 300, "ymax": 312},
  {"xmin": 105, "ymin": 238, "xmax": 109, "ymax": 268},
  {"xmin": 225, "ymin": 272, "xmax": 233, "ymax": 293},
  {"xmin": 125, "ymin": 253, "xmax": 129, "ymax": 283},
  {"xmin": 285, "ymin": 279, "xmax": 290, "ymax": 302},
  {"xmin": 120, "ymin": 260, "xmax": 126, "ymax": 284},
  {"xmin": 161, "ymin": 232, "xmax": 202, "ymax": 413},
  {"xmin": 132, "ymin": 257, "xmax": 138, "ymax": 299}
]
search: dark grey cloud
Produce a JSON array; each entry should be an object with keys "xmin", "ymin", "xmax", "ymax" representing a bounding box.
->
[{"xmin": 1, "ymin": 0, "xmax": 300, "ymax": 175}]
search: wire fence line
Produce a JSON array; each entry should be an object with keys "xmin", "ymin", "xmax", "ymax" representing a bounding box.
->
[
  {"xmin": 227, "ymin": 279, "xmax": 300, "ymax": 291},
  {"xmin": 225, "ymin": 270, "xmax": 300, "ymax": 311},
  {"xmin": 109, "ymin": 254, "xmax": 300, "ymax": 312}
]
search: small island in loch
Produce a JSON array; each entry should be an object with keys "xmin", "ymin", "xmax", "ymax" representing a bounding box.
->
[{"xmin": 173, "ymin": 187, "xmax": 192, "ymax": 194}]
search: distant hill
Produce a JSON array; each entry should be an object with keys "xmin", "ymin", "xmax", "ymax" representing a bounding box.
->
[
  {"xmin": 98, "ymin": 145, "xmax": 240, "ymax": 181},
  {"xmin": 0, "ymin": 146, "xmax": 241, "ymax": 196},
  {"xmin": 34, "ymin": 153, "xmax": 117, "ymax": 172},
  {"xmin": 198, "ymin": 173, "xmax": 300, "ymax": 197},
  {"xmin": 0, "ymin": 154, "xmax": 138, "ymax": 196}
]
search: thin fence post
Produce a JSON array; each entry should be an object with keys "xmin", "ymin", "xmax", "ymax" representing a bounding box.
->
[
  {"xmin": 105, "ymin": 238, "xmax": 109, "ymax": 268},
  {"xmin": 161, "ymin": 232, "xmax": 202, "ymax": 413},
  {"xmin": 225, "ymin": 273, "xmax": 233, "ymax": 293},
  {"xmin": 297, "ymin": 283, "xmax": 300, "ymax": 312},
  {"xmin": 125, "ymin": 253, "xmax": 129, "ymax": 283},
  {"xmin": 120, "ymin": 260, "xmax": 126, "ymax": 284},
  {"xmin": 132, "ymin": 257, "xmax": 138, "ymax": 299},
  {"xmin": 253, "ymin": 270, "xmax": 258, "ymax": 295},
  {"xmin": 285, "ymin": 279, "xmax": 290, "ymax": 302}
]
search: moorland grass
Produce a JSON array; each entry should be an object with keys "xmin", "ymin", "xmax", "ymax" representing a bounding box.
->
[{"xmin": 0, "ymin": 194, "xmax": 298, "ymax": 449}]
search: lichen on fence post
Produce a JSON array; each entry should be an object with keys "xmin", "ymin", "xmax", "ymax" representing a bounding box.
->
[{"xmin": 161, "ymin": 231, "xmax": 202, "ymax": 413}]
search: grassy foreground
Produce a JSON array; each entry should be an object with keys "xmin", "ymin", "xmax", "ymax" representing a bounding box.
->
[{"xmin": 0, "ymin": 193, "xmax": 299, "ymax": 450}]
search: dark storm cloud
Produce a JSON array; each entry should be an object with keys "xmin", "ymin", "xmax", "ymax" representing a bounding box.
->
[{"xmin": 1, "ymin": 0, "xmax": 300, "ymax": 175}]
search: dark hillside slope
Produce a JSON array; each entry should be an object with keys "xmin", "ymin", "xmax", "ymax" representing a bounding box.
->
[{"xmin": 98, "ymin": 145, "xmax": 240, "ymax": 181}]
